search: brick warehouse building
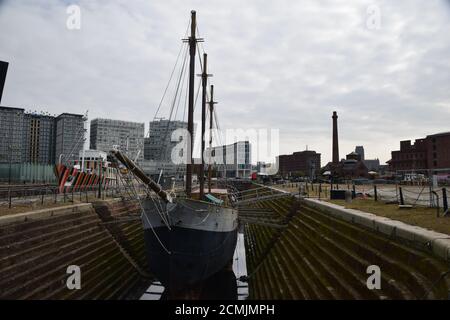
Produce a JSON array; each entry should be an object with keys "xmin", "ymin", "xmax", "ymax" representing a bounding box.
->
[
  {"xmin": 388, "ymin": 132, "xmax": 450, "ymax": 172},
  {"xmin": 277, "ymin": 150, "xmax": 321, "ymax": 179}
]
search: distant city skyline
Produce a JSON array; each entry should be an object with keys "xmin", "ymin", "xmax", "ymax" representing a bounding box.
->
[
  {"xmin": 1, "ymin": 1, "xmax": 449, "ymax": 164},
  {"xmin": 0, "ymin": 106, "xmax": 85, "ymax": 165}
]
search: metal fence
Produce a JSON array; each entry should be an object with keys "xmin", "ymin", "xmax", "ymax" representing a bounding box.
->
[
  {"xmin": 0, "ymin": 183, "xmax": 148, "ymax": 210},
  {"xmin": 273, "ymin": 181, "xmax": 450, "ymax": 215}
]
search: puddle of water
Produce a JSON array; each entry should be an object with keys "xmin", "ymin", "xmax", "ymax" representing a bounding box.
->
[
  {"xmin": 140, "ymin": 281, "xmax": 164, "ymax": 300},
  {"xmin": 234, "ymin": 232, "xmax": 249, "ymax": 300},
  {"xmin": 140, "ymin": 231, "xmax": 248, "ymax": 300}
]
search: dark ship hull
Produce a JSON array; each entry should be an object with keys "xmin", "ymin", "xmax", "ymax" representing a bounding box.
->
[{"xmin": 143, "ymin": 198, "xmax": 238, "ymax": 291}]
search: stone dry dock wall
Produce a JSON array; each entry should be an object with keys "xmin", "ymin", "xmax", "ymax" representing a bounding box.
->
[
  {"xmin": 243, "ymin": 188, "xmax": 450, "ymax": 299},
  {"xmin": 0, "ymin": 199, "xmax": 150, "ymax": 299}
]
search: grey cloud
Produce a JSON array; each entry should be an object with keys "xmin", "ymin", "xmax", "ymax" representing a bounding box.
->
[{"xmin": 0, "ymin": 0, "xmax": 449, "ymax": 165}]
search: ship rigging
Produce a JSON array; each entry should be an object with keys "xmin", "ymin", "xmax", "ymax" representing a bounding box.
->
[{"xmin": 110, "ymin": 10, "xmax": 239, "ymax": 294}]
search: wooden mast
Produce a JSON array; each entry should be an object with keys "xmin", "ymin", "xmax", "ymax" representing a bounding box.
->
[
  {"xmin": 199, "ymin": 53, "xmax": 208, "ymax": 199},
  {"xmin": 208, "ymin": 85, "xmax": 216, "ymax": 193},
  {"xmin": 185, "ymin": 10, "xmax": 197, "ymax": 197}
]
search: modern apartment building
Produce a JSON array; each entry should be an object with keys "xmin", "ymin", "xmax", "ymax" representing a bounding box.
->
[
  {"xmin": 0, "ymin": 106, "xmax": 86, "ymax": 165},
  {"xmin": 144, "ymin": 119, "xmax": 189, "ymax": 162},
  {"xmin": 0, "ymin": 106, "xmax": 25, "ymax": 164},
  {"xmin": 24, "ymin": 113, "xmax": 56, "ymax": 164},
  {"xmin": 55, "ymin": 113, "xmax": 86, "ymax": 164},
  {"xmin": 206, "ymin": 141, "xmax": 252, "ymax": 178},
  {"xmin": 90, "ymin": 118, "xmax": 145, "ymax": 162}
]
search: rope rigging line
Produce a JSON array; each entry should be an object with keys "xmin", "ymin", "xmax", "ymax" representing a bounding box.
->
[
  {"xmin": 151, "ymin": 193, "xmax": 171, "ymax": 227},
  {"xmin": 124, "ymin": 158, "xmax": 171, "ymax": 228},
  {"xmin": 213, "ymin": 109, "xmax": 225, "ymax": 148},
  {"xmin": 114, "ymin": 163, "xmax": 172, "ymax": 254},
  {"xmin": 60, "ymin": 115, "xmax": 88, "ymax": 165},
  {"xmin": 115, "ymin": 168, "xmax": 135, "ymax": 200},
  {"xmin": 153, "ymin": 42, "xmax": 186, "ymax": 122},
  {"xmin": 196, "ymin": 41, "xmax": 211, "ymax": 103},
  {"xmin": 175, "ymin": 74, "xmax": 190, "ymax": 178},
  {"xmin": 153, "ymin": 47, "xmax": 196, "ymax": 184},
  {"xmin": 167, "ymin": 44, "xmax": 189, "ymax": 122},
  {"xmin": 173, "ymin": 50, "xmax": 190, "ymax": 120},
  {"xmin": 195, "ymin": 34, "xmax": 212, "ymax": 102},
  {"xmin": 113, "ymin": 157, "xmax": 172, "ymax": 231},
  {"xmin": 144, "ymin": 192, "xmax": 171, "ymax": 231},
  {"xmin": 140, "ymin": 201, "xmax": 172, "ymax": 255},
  {"xmin": 182, "ymin": 65, "xmax": 189, "ymax": 123},
  {"xmin": 193, "ymin": 58, "xmax": 202, "ymax": 112},
  {"xmin": 156, "ymin": 45, "xmax": 189, "ymax": 162},
  {"xmin": 193, "ymin": 31, "xmax": 210, "ymax": 111},
  {"xmin": 196, "ymin": 25, "xmax": 206, "ymax": 54},
  {"xmin": 197, "ymin": 44, "xmax": 203, "ymax": 73},
  {"xmin": 62, "ymin": 133, "xmax": 85, "ymax": 165},
  {"xmin": 152, "ymin": 19, "xmax": 190, "ymax": 124}
]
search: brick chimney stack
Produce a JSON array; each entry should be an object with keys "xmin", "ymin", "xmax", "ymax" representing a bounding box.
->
[{"xmin": 332, "ymin": 111, "xmax": 339, "ymax": 164}]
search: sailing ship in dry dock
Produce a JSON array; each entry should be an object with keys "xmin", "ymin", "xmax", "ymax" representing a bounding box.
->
[{"xmin": 112, "ymin": 10, "xmax": 238, "ymax": 292}]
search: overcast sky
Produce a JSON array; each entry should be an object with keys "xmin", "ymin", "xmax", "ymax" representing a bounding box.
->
[{"xmin": 1, "ymin": 0, "xmax": 449, "ymax": 165}]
